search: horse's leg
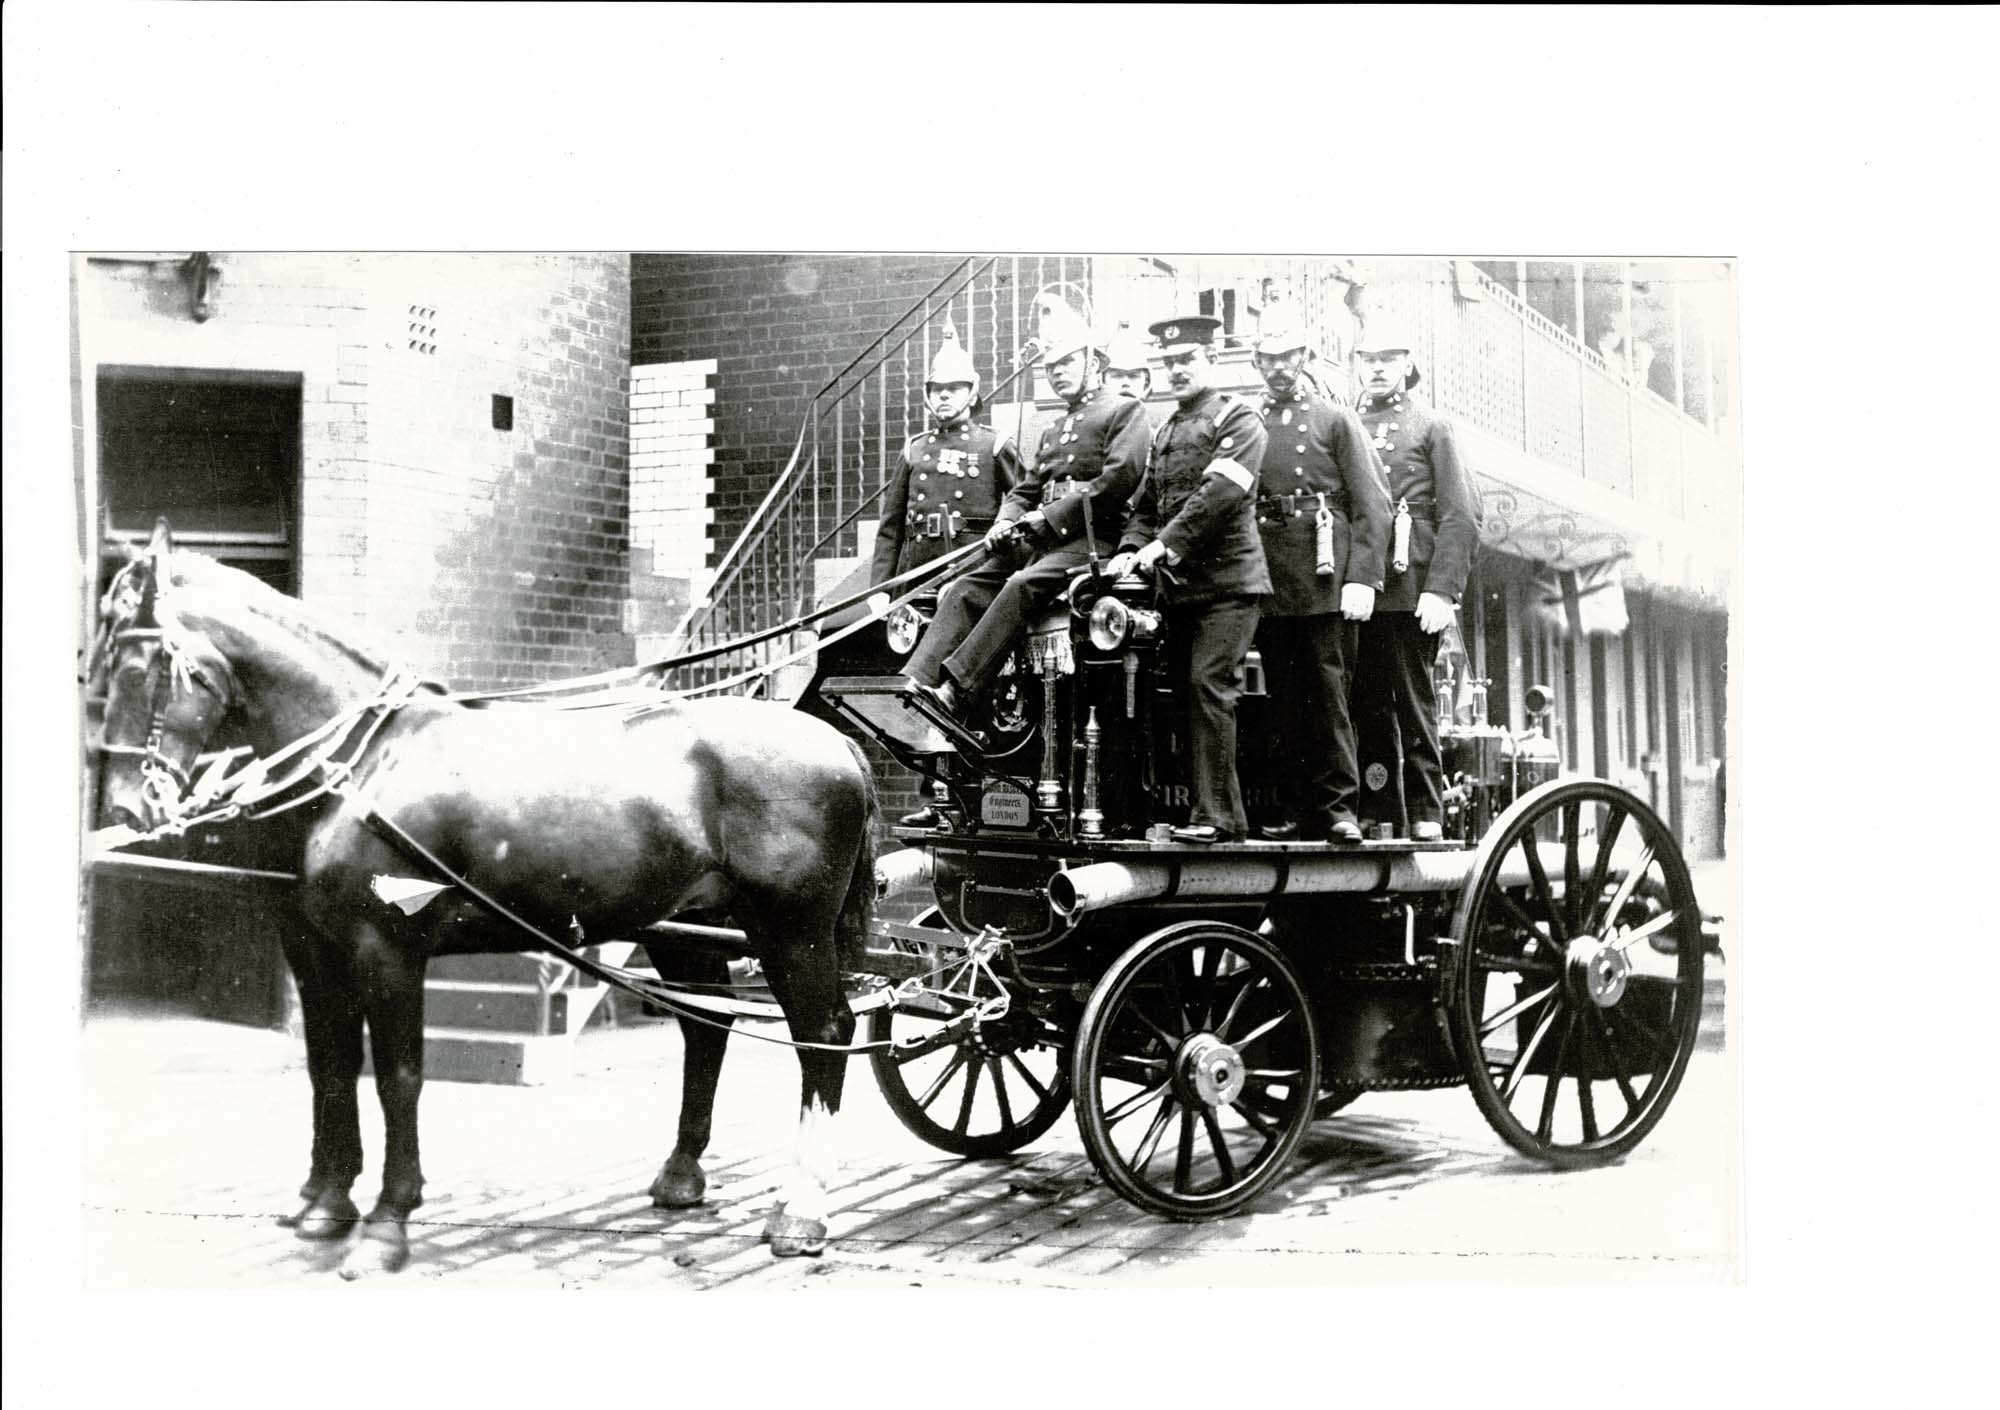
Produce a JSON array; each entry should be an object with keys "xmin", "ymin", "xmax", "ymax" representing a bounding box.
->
[
  {"xmin": 277, "ymin": 921, "xmax": 366, "ymax": 1239},
  {"xmin": 749, "ymin": 910, "xmax": 855, "ymax": 1258},
  {"xmin": 339, "ymin": 921, "xmax": 428, "ymax": 1277},
  {"xmin": 641, "ymin": 942, "xmax": 734, "ymax": 1208}
]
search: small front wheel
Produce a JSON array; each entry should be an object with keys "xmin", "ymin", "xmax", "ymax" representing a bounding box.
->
[{"xmin": 1073, "ymin": 922, "xmax": 1320, "ymax": 1219}]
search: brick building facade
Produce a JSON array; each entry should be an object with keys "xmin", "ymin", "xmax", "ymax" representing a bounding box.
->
[{"xmin": 77, "ymin": 252, "xmax": 633, "ymax": 690}]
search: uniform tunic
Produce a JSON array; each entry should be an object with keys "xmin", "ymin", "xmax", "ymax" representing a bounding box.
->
[
  {"xmin": 905, "ymin": 387, "xmax": 1151, "ymax": 695},
  {"xmin": 1250, "ymin": 386, "xmax": 1393, "ymax": 833},
  {"xmin": 1119, "ymin": 387, "xmax": 1271, "ymax": 838},
  {"xmin": 1352, "ymin": 388, "xmax": 1483, "ymax": 830},
  {"xmin": 870, "ymin": 418, "xmax": 1020, "ymax": 585},
  {"xmin": 1254, "ymin": 387, "xmax": 1392, "ymax": 617}
]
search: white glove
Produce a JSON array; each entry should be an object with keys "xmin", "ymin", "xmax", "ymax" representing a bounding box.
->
[
  {"xmin": 865, "ymin": 592, "xmax": 892, "ymax": 618},
  {"xmin": 984, "ymin": 520, "xmax": 1018, "ymax": 550},
  {"xmin": 1416, "ymin": 592, "xmax": 1456, "ymax": 633},
  {"xmin": 1103, "ymin": 551, "xmax": 1138, "ymax": 579},
  {"xmin": 1135, "ymin": 540, "xmax": 1169, "ymax": 570},
  {"xmin": 1339, "ymin": 583, "xmax": 1377, "ymax": 621}
]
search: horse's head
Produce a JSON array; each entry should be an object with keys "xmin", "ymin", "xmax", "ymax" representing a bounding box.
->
[{"xmin": 94, "ymin": 519, "xmax": 239, "ymax": 834}]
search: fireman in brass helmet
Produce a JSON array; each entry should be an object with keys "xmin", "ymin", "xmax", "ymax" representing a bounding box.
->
[
  {"xmin": 1102, "ymin": 325, "xmax": 1154, "ymax": 402},
  {"xmin": 1247, "ymin": 304, "xmax": 1393, "ymax": 843},
  {"xmin": 903, "ymin": 301, "xmax": 1152, "ymax": 732},
  {"xmin": 871, "ymin": 323, "xmax": 1022, "ymax": 828},
  {"xmin": 1104, "ymin": 313, "xmax": 1270, "ymax": 844},
  {"xmin": 870, "ymin": 323, "xmax": 1021, "ymax": 587},
  {"xmin": 1349, "ymin": 313, "xmax": 1483, "ymax": 841}
]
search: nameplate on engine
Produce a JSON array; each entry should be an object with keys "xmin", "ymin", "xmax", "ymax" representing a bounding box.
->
[{"xmin": 979, "ymin": 787, "xmax": 1033, "ymax": 828}]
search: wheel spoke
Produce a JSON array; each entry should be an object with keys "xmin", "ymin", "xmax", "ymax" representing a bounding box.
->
[
  {"xmin": 1129, "ymin": 1001, "xmax": 1181, "ymax": 1053},
  {"xmin": 1594, "ymin": 1015, "xmax": 1642, "ymax": 1112},
  {"xmin": 988, "ymin": 1057, "xmax": 1016, "ymax": 1130},
  {"xmin": 1536, "ymin": 1012, "xmax": 1575, "ymax": 1141},
  {"xmin": 1173, "ymin": 1106, "xmax": 1197, "ymax": 1194},
  {"xmin": 1576, "ymin": 1021, "xmax": 1600, "ymax": 1142},
  {"xmin": 1102, "ymin": 1078, "xmax": 1171, "ymax": 1128},
  {"xmin": 1243, "ymin": 1067, "xmax": 1305, "ymax": 1081},
  {"xmin": 1599, "ymin": 843, "xmax": 1657, "ymax": 938},
  {"xmin": 1610, "ymin": 907, "xmax": 1683, "ymax": 952},
  {"xmin": 1214, "ymin": 974, "xmax": 1261, "ymax": 1041},
  {"xmin": 1478, "ymin": 981, "xmax": 1559, "ymax": 1038},
  {"xmin": 1501, "ymin": 994, "xmax": 1563, "ymax": 1103},
  {"xmin": 1232, "ymin": 1007, "xmax": 1295, "ymax": 1052},
  {"xmin": 1123, "ymin": 1097, "xmax": 1175, "ymax": 1176},
  {"xmin": 914, "ymin": 1049, "xmax": 969, "ymax": 1112},
  {"xmin": 1200, "ymin": 1106, "xmax": 1240, "ymax": 1185},
  {"xmin": 1005, "ymin": 1052, "xmax": 1051, "ymax": 1104},
  {"xmin": 1578, "ymin": 806, "xmax": 1628, "ymax": 935},
  {"xmin": 1609, "ymin": 1003, "xmax": 1675, "ymax": 1064},
  {"xmin": 954, "ymin": 1052, "xmax": 984, "ymax": 1136},
  {"xmin": 1561, "ymin": 800, "xmax": 1583, "ymax": 935},
  {"xmin": 1197, "ymin": 942, "xmax": 1224, "ymax": 1030},
  {"xmin": 1491, "ymin": 885, "xmax": 1547, "ymax": 941},
  {"xmin": 1228, "ymin": 1093, "xmax": 1279, "ymax": 1141},
  {"xmin": 1521, "ymin": 834, "xmax": 1568, "ymax": 945}
]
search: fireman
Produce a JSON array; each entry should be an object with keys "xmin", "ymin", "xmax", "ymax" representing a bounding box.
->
[
  {"xmin": 1247, "ymin": 304, "xmax": 1392, "ymax": 843},
  {"xmin": 869, "ymin": 322, "xmax": 1021, "ymax": 587},
  {"xmin": 1349, "ymin": 314, "xmax": 1483, "ymax": 841},
  {"xmin": 1105, "ymin": 314, "xmax": 1270, "ymax": 844},
  {"xmin": 1102, "ymin": 325, "xmax": 1155, "ymax": 402},
  {"xmin": 903, "ymin": 302, "xmax": 1152, "ymax": 725}
]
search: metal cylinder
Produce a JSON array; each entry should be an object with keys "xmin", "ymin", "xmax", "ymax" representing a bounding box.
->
[
  {"xmin": 875, "ymin": 846, "xmax": 936, "ymax": 900},
  {"xmin": 1047, "ymin": 841, "xmax": 1637, "ymax": 917}
]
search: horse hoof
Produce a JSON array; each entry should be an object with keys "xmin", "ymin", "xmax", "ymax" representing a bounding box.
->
[
  {"xmin": 290, "ymin": 1195, "xmax": 361, "ymax": 1241},
  {"xmin": 649, "ymin": 1157, "xmax": 707, "ymax": 1209},
  {"xmin": 765, "ymin": 1214, "xmax": 827, "ymax": 1259},
  {"xmin": 337, "ymin": 1219, "xmax": 409, "ymax": 1279}
]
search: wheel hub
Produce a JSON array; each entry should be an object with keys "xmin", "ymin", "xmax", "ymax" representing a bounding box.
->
[
  {"xmin": 1565, "ymin": 935, "xmax": 1631, "ymax": 1009},
  {"xmin": 1175, "ymin": 1033, "xmax": 1246, "ymax": 1108}
]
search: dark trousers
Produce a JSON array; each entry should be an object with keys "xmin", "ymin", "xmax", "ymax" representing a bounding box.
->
[
  {"xmin": 1170, "ymin": 595, "xmax": 1261, "ymax": 837},
  {"xmin": 1256, "ymin": 613, "xmax": 1362, "ymax": 831},
  {"xmin": 907, "ymin": 542, "xmax": 1095, "ymax": 694},
  {"xmin": 1353, "ymin": 613, "xmax": 1445, "ymax": 829}
]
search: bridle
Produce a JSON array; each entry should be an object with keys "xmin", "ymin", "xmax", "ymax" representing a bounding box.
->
[{"xmin": 94, "ymin": 621, "xmax": 238, "ymax": 820}]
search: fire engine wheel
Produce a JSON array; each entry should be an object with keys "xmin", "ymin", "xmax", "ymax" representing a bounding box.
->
[
  {"xmin": 1073, "ymin": 921, "xmax": 1320, "ymax": 1220},
  {"xmin": 1447, "ymin": 778, "xmax": 1707, "ymax": 1168},
  {"xmin": 868, "ymin": 910, "xmax": 1071, "ymax": 1158}
]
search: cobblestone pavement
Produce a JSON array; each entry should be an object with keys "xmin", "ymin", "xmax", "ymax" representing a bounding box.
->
[{"xmin": 79, "ymin": 991, "xmax": 1739, "ymax": 1290}]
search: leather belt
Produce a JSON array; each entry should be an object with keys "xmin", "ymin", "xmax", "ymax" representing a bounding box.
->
[
  {"xmin": 1041, "ymin": 477, "xmax": 1082, "ymax": 504},
  {"xmin": 1256, "ymin": 491, "xmax": 1350, "ymax": 517},
  {"xmin": 906, "ymin": 509, "xmax": 992, "ymax": 540}
]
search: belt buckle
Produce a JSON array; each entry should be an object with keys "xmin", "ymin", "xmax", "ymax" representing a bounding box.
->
[{"xmin": 924, "ymin": 512, "xmax": 943, "ymax": 538}]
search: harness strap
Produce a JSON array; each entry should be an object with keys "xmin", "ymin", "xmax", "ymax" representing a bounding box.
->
[{"xmin": 355, "ymin": 806, "xmax": 990, "ymax": 1057}]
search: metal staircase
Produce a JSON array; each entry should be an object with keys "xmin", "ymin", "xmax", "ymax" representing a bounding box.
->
[{"xmin": 656, "ymin": 256, "xmax": 1093, "ymax": 696}]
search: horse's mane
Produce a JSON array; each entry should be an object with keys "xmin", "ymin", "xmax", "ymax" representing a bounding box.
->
[{"xmin": 159, "ymin": 550, "xmax": 416, "ymax": 686}]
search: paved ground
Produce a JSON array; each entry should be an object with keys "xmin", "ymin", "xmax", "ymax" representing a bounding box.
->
[{"xmin": 79, "ymin": 989, "xmax": 1739, "ymax": 1289}]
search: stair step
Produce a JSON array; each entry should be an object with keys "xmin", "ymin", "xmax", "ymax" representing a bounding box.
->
[
  {"xmin": 425, "ymin": 981, "xmax": 570, "ymax": 1034},
  {"xmin": 412, "ymin": 1028, "xmax": 580, "ymax": 1086},
  {"xmin": 429, "ymin": 952, "xmax": 550, "ymax": 983}
]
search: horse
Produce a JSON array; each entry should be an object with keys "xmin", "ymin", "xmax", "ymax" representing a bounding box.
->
[{"xmin": 91, "ymin": 521, "xmax": 879, "ymax": 1274}]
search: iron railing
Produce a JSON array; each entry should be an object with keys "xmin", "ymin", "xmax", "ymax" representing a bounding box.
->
[{"xmin": 658, "ymin": 255, "xmax": 1090, "ymax": 694}]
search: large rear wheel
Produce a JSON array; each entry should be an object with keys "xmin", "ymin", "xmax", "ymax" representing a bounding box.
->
[
  {"xmin": 1447, "ymin": 779, "xmax": 1706, "ymax": 1167},
  {"xmin": 1073, "ymin": 922, "xmax": 1320, "ymax": 1219}
]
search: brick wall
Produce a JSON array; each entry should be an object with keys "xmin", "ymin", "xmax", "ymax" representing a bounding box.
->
[
  {"xmin": 80, "ymin": 252, "xmax": 634, "ymax": 693},
  {"xmin": 363, "ymin": 253, "xmax": 632, "ymax": 689},
  {"xmin": 629, "ymin": 359, "xmax": 717, "ymax": 653},
  {"xmin": 631, "ymin": 253, "xmax": 988, "ymax": 561}
]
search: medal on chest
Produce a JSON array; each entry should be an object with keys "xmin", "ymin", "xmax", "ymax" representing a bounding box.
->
[{"xmin": 938, "ymin": 447, "xmax": 970, "ymax": 477}]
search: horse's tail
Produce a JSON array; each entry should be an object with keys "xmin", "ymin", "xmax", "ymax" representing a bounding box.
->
[{"xmin": 833, "ymin": 735, "xmax": 879, "ymax": 972}]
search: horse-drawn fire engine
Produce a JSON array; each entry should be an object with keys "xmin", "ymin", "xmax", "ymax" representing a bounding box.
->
[{"xmin": 797, "ymin": 553, "xmax": 1712, "ymax": 1219}]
